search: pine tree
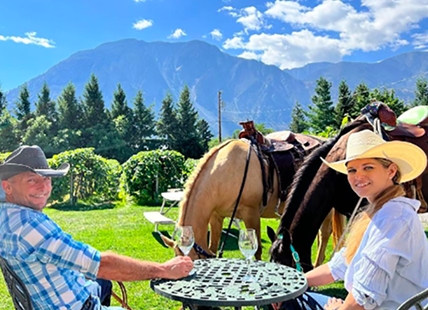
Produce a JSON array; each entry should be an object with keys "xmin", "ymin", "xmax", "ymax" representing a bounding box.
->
[
  {"xmin": 80, "ymin": 74, "xmax": 115, "ymax": 151},
  {"xmin": 15, "ymin": 84, "xmax": 33, "ymax": 132},
  {"xmin": 15, "ymin": 84, "xmax": 31, "ymax": 120},
  {"xmin": 57, "ymin": 83, "xmax": 83, "ymax": 130},
  {"xmin": 131, "ymin": 90, "xmax": 156, "ymax": 151},
  {"xmin": 111, "ymin": 83, "xmax": 131, "ymax": 119},
  {"xmin": 175, "ymin": 85, "xmax": 201, "ymax": 158},
  {"xmin": 289, "ymin": 101, "xmax": 308, "ymax": 133},
  {"xmin": 351, "ymin": 83, "xmax": 370, "ymax": 118},
  {"xmin": 81, "ymin": 74, "xmax": 107, "ymax": 126},
  {"xmin": 0, "ymin": 87, "xmax": 6, "ymax": 115},
  {"xmin": 35, "ymin": 83, "xmax": 58, "ymax": 123},
  {"xmin": 157, "ymin": 92, "xmax": 178, "ymax": 149},
  {"xmin": 306, "ymin": 77, "xmax": 336, "ymax": 133},
  {"xmin": 196, "ymin": 118, "xmax": 213, "ymax": 154},
  {"xmin": 411, "ymin": 77, "xmax": 428, "ymax": 107},
  {"xmin": 56, "ymin": 83, "xmax": 84, "ymax": 150},
  {"xmin": 335, "ymin": 80, "xmax": 354, "ymax": 127}
]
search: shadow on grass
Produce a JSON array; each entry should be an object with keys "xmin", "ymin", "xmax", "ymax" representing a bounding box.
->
[
  {"xmin": 151, "ymin": 231, "xmax": 173, "ymax": 248},
  {"xmin": 425, "ymin": 231, "xmax": 428, "ymax": 238},
  {"xmin": 218, "ymin": 228, "xmax": 239, "ymax": 252},
  {"xmin": 49, "ymin": 201, "xmax": 116, "ymax": 212}
]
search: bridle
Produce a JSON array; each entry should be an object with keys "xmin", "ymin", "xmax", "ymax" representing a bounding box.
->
[{"xmin": 275, "ymin": 229, "xmax": 303, "ymax": 272}]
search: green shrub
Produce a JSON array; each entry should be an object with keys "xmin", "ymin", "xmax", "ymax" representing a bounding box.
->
[
  {"xmin": 49, "ymin": 148, "xmax": 122, "ymax": 204},
  {"xmin": 183, "ymin": 158, "xmax": 199, "ymax": 179},
  {"xmin": 122, "ymin": 150, "xmax": 186, "ymax": 204}
]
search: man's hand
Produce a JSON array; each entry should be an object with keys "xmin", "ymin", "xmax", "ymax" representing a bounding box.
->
[{"xmin": 160, "ymin": 256, "xmax": 194, "ymax": 279}]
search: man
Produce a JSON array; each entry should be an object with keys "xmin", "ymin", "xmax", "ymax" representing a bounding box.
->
[{"xmin": 0, "ymin": 145, "xmax": 193, "ymax": 310}]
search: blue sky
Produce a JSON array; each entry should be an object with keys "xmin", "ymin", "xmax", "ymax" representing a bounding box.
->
[{"xmin": 1, "ymin": 0, "xmax": 428, "ymax": 92}]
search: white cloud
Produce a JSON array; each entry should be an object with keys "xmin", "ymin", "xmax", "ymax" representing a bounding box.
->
[
  {"xmin": 210, "ymin": 29, "xmax": 223, "ymax": 41},
  {"xmin": 412, "ymin": 32, "xmax": 428, "ymax": 49},
  {"xmin": 238, "ymin": 50, "xmax": 260, "ymax": 61},
  {"xmin": 220, "ymin": 6, "xmax": 267, "ymax": 32},
  {"xmin": 237, "ymin": 7, "xmax": 265, "ymax": 32},
  {"xmin": 0, "ymin": 32, "xmax": 54, "ymax": 48},
  {"xmin": 222, "ymin": 0, "xmax": 428, "ymax": 69},
  {"xmin": 168, "ymin": 28, "xmax": 187, "ymax": 39},
  {"xmin": 134, "ymin": 0, "xmax": 147, "ymax": 2},
  {"xmin": 133, "ymin": 19, "xmax": 153, "ymax": 30},
  {"xmin": 218, "ymin": 6, "xmax": 234, "ymax": 12},
  {"xmin": 223, "ymin": 36, "xmax": 245, "ymax": 49}
]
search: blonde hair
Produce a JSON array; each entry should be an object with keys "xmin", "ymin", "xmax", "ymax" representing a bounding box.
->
[{"xmin": 344, "ymin": 158, "xmax": 404, "ymax": 263}]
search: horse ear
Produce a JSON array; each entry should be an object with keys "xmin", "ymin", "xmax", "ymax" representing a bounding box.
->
[
  {"xmin": 160, "ymin": 234, "xmax": 176, "ymax": 248},
  {"xmin": 267, "ymin": 226, "xmax": 277, "ymax": 243}
]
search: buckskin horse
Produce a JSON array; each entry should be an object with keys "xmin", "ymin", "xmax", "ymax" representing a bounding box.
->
[
  {"xmin": 270, "ymin": 102, "xmax": 428, "ymax": 272},
  {"xmin": 161, "ymin": 121, "xmax": 325, "ymax": 260}
]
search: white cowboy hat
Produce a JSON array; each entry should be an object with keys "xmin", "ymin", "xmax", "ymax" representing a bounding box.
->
[
  {"xmin": 0, "ymin": 145, "xmax": 70, "ymax": 180},
  {"xmin": 321, "ymin": 130, "xmax": 427, "ymax": 183}
]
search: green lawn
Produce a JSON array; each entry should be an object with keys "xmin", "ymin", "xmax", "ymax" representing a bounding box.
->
[{"xmin": 0, "ymin": 202, "xmax": 345, "ymax": 309}]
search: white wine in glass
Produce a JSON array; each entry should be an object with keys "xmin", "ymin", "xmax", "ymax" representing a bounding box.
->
[
  {"xmin": 238, "ymin": 228, "xmax": 258, "ymax": 282},
  {"xmin": 175, "ymin": 225, "xmax": 195, "ymax": 256}
]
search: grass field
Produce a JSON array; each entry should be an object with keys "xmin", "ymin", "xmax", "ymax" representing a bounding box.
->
[{"xmin": 0, "ymin": 202, "xmax": 346, "ymax": 309}]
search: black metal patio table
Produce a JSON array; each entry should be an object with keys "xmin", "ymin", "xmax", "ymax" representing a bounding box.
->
[{"xmin": 150, "ymin": 258, "xmax": 307, "ymax": 309}]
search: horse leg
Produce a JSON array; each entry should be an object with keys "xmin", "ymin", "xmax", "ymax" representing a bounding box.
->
[
  {"xmin": 314, "ymin": 210, "xmax": 332, "ymax": 267},
  {"xmin": 208, "ymin": 212, "xmax": 224, "ymax": 255}
]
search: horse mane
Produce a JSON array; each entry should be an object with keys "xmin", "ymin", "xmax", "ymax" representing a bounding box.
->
[
  {"xmin": 279, "ymin": 119, "xmax": 368, "ymax": 231},
  {"xmin": 178, "ymin": 139, "xmax": 236, "ymax": 224}
]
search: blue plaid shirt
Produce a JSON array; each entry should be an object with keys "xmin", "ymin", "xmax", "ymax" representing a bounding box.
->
[{"xmin": 0, "ymin": 202, "xmax": 101, "ymax": 310}]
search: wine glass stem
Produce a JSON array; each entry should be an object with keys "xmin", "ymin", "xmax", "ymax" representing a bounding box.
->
[{"xmin": 246, "ymin": 258, "xmax": 251, "ymax": 277}]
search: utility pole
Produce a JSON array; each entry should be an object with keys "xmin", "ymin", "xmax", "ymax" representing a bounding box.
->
[{"xmin": 218, "ymin": 91, "xmax": 223, "ymax": 142}]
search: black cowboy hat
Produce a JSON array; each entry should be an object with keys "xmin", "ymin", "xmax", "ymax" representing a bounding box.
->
[{"xmin": 0, "ymin": 145, "xmax": 70, "ymax": 180}]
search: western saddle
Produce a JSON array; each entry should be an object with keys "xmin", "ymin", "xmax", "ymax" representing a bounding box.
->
[{"xmin": 238, "ymin": 121, "xmax": 322, "ymax": 205}]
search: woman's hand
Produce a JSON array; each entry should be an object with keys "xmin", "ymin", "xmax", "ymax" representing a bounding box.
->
[{"xmin": 324, "ymin": 297, "xmax": 344, "ymax": 310}]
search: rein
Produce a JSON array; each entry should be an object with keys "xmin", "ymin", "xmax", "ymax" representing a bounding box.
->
[
  {"xmin": 276, "ymin": 232, "xmax": 303, "ymax": 272},
  {"xmin": 193, "ymin": 243, "xmax": 216, "ymax": 259},
  {"xmin": 217, "ymin": 137, "xmax": 255, "ymax": 258}
]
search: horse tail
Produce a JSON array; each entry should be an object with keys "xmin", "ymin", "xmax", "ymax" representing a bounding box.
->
[{"xmin": 332, "ymin": 208, "xmax": 346, "ymax": 251}]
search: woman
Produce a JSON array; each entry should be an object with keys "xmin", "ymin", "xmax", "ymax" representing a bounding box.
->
[{"xmin": 303, "ymin": 129, "xmax": 428, "ymax": 310}]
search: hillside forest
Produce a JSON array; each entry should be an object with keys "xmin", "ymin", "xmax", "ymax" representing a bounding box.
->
[{"xmin": 1, "ymin": 74, "xmax": 428, "ymax": 163}]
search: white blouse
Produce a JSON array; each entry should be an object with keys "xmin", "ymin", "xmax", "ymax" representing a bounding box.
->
[{"xmin": 328, "ymin": 197, "xmax": 428, "ymax": 309}]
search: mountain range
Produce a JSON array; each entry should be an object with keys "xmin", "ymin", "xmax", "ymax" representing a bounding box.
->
[{"xmin": 5, "ymin": 39, "xmax": 428, "ymax": 135}]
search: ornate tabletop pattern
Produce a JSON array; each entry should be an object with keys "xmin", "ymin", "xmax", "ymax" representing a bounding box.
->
[{"xmin": 150, "ymin": 258, "xmax": 307, "ymax": 307}]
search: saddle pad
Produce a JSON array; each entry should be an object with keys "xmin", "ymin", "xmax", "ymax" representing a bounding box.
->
[{"xmin": 398, "ymin": 106, "xmax": 428, "ymax": 126}]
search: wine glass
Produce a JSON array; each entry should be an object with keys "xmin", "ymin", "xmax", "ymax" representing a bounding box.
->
[
  {"xmin": 175, "ymin": 225, "xmax": 195, "ymax": 255},
  {"xmin": 238, "ymin": 228, "xmax": 258, "ymax": 282},
  {"xmin": 175, "ymin": 225, "xmax": 196, "ymax": 275}
]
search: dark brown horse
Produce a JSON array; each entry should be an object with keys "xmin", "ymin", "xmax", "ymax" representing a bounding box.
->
[{"xmin": 269, "ymin": 104, "xmax": 428, "ymax": 272}]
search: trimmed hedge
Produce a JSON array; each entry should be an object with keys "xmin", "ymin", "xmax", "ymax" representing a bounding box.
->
[
  {"xmin": 49, "ymin": 148, "xmax": 122, "ymax": 204},
  {"xmin": 122, "ymin": 150, "xmax": 186, "ymax": 205}
]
